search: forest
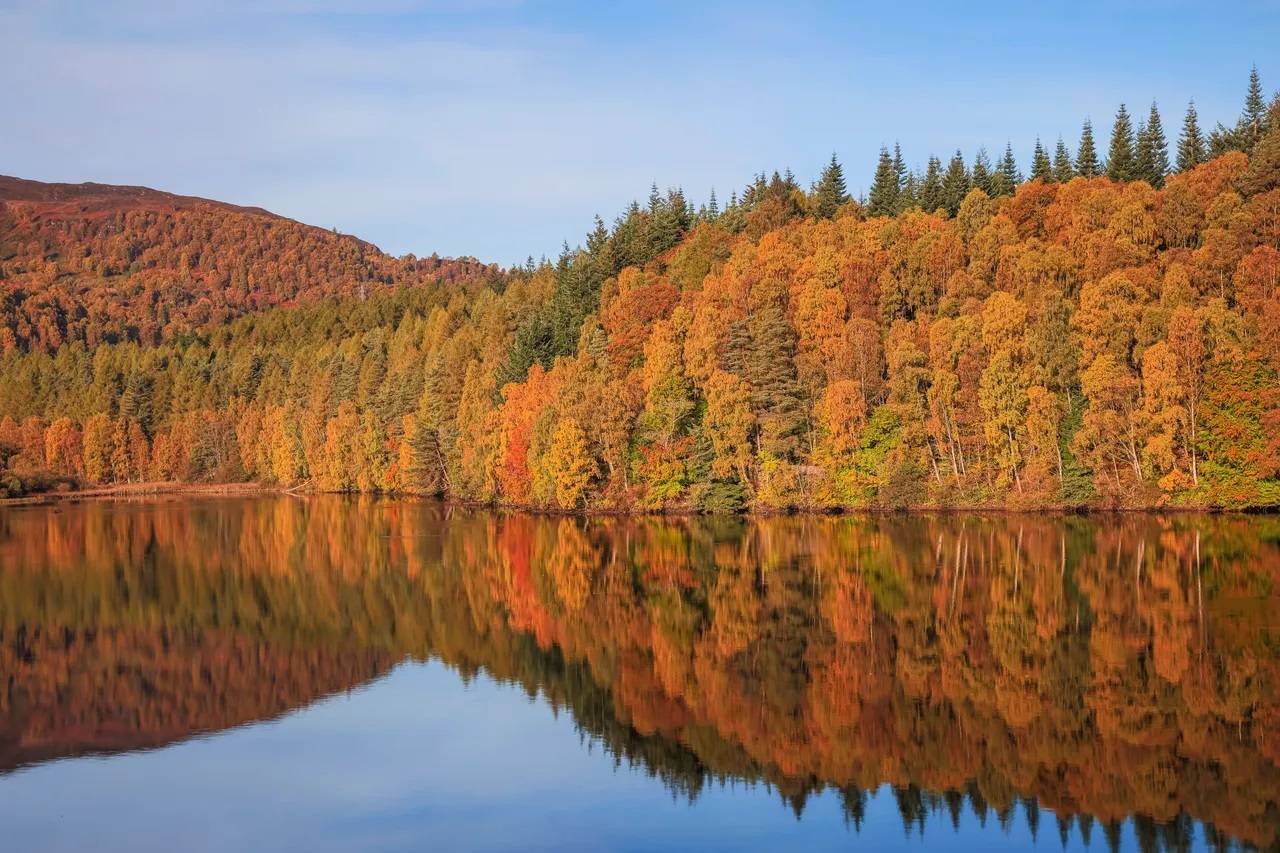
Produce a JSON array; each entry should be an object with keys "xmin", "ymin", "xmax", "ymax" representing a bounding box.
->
[
  {"xmin": 4, "ymin": 500, "xmax": 1278, "ymax": 849},
  {"xmin": 2, "ymin": 69, "xmax": 1280, "ymax": 510}
]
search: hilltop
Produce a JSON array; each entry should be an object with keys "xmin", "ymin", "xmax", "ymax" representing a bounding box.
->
[{"xmin": 0, "ymin": 176, "xmax": 499, "ymax": 352}]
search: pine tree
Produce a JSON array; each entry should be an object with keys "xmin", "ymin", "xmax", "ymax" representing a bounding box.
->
[
  {"xmin": 1053, "ymin": 137, "xmax": 1074, "ymax": 182},
  {"xmin": 1177, "ymin": 100, "xmax": 1206, "ymax": 172},
  {"xmin": 941, "ymin": 150, "xmax": 971, "ymax": 215},
  {"xmin": 812, "ymin": 152, "xmax": 850, "ymax": 218},
  {"xmin": 971, "ymin": 147, "xmax": 995, "ymax": 196},
  {"xmin": 1245, "ymin": 64, "xmax": 1268, "ymax": 146},
  {"xmin": 892, "ymin": 143, "xmax": 907, "ymax": 195},
  {"xmin": 706, "ymin": 188, "xmax": 719, "ymax": 219},
  {"xmin": 992, "ymin": 142, "xmax": 1021, "ymax": 196},
  {"xmin": 919, "ymin": 156, "xmax": 944, "ymax": 212},
  {"xmin": 1031, "ymin": 138, "xmax": 1052, "ymax": 182},
  {"xmin": 1135, "ymin": 101, "xmax": 1169, "ymax": 187},
  {"xmin": 1106, "ymin": 104, "xmax": 1136, "ymax": 181},
  {"xmin": 868, "ymin": 147, "xmax": 900, "ymax": 217},
  {"xmin": 1076, "ymin": 119, "xmax": 1100, "ymax": 177},
  {"xmin": 899, "ymin": 170, "xmax": 919, "ymax": 213}
]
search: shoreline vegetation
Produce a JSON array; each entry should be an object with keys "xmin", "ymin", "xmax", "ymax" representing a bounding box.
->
[
  {"xmin": 3, "ymin": 69, "xmax": 1280, "ymax": 514},
  {"xmin": 3, "ymin": 480, "xmax": 1274, "ymax": 515}
]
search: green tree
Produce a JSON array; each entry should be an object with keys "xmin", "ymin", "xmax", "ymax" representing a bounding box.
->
[
  {"xmin": 941, "ymin": 150, "xmax": 971, "ymax": 215},
  {"xmin": 1106, "ymin": 104, "xmax": 1136, "ymax": 181},
  {"xmin": 1030, "ymin": 139, "xmax": 1052, "ymax": 182},
  {"xmin": 1135, "ymin": 101, "xmax": 1169, "ymax": 187},
  {"xmin": 1076, "ymin": 119, "xmax": 1100, "ymax": 177},
  {"xmin": 1177, "ymin": 101, "xmax": 1206, "ymax": 172},
  {"xmin": 812, "ymin": 152, "xmax": 850, "ymax": 218},
  {"xmin": 971, "ymin": 147, "xmax": 995, "ymax": 196},
  {"xmin": 1052, "ymin": 137, "xmax": 1075, "ymax": 182},
  {"xmin": 919, "ymin": 156, "xmax": 944, "ymax": 212},
  {"xmin": 868, "ymin": 147, "xmax": 900, "ymax": 217}
]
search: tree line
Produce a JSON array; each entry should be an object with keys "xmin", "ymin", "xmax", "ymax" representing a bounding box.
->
[{"xmin": 1, "ymin": 68, "xmax": 1279, "ymax": 509}]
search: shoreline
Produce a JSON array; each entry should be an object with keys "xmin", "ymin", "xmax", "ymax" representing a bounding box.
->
[{"xmin": 2, "ymin": 481, "xmax": 1275, "ymax": 514}]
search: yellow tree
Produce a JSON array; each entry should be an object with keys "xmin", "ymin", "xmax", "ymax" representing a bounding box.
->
[
  {"xmin": 544, "ymin": 417, "xmax": 594, "ymax": 509},
  {"xmin": 703, "ymin": 369, "xmax": 756, "ymax": 486}
]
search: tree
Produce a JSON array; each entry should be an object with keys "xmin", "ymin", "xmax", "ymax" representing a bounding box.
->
[
  {"xmin": 919, "ymin": 156, "xmax": 944, "ymax": 213},
  {"xmin": 1244, "ymin": 64, "xmax": 1269, "ymax": 147},
  {"xmin": 971, "ymin": 147, "xmax": 995, "ymax": 196},
  {"xmin": 1031, "ymin": 139, "xmax": 1053, "ymax": 182},
  {"xmin": 1052, "ymin": 137, "xmax": 1074, "ymax": 183},
  {"xmin": 1240, "ymin": 103, "xmax": 1280, "ymax": 196},
  {"xmin": 544, "ymin": 417, "xmax": 594, "ymax": 508},
  {"xmin": 941, "ymin": 150, "xmax": 971, "ymax": 215},
  {"xmin": 813, "ymin": 152, "xmax": 851, "ymax": 218},
  {"xmin": 1076, "ymin": 119, "xmax": 1100, "ymax": 178},
  {"xmin": 1177, "ymin": 101, "xmax": 1206, "ymax": 172},
  {"xmin": 703, "ymin": 369, "xmax": 756, "ymax": 485},
  {"xmin": 1107, "ymin": 104, "xmax": 1137, "ymax": 182},
  {"xmin": 1135, "ymin": 101, "xmax": 1169, "ymax": 187},
  {"xmin": 868, "ymin": 147, "xmax": 900, "ymax": 217},
  {"xmin": 993, "ymin": 142, "xmax": 1021, "ymax": 196}
]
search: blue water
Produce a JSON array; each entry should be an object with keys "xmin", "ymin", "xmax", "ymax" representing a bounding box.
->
[{"xmin": 0, "ymin": 660, "xmax": 1190, "ymax": 852}]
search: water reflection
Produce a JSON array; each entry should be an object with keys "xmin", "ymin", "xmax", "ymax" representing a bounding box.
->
[{"xmin": 1, "ymin": 498, "xmax": 1278, "ymax": 850}]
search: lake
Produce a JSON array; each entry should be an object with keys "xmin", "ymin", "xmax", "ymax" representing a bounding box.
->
[{"xmin": 0, "ymin": 497, "xmax": 1277, "ymax": 852}]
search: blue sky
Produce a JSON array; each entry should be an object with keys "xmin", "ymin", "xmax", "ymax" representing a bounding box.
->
[{"xmin": 2, "ymin": 1, "xmax": 1278, "ymax": 265}]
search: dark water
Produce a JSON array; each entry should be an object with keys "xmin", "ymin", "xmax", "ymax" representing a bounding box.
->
[{"xmin": 1, "ymin": 498, "xmax": 1278, "ymax": 852}]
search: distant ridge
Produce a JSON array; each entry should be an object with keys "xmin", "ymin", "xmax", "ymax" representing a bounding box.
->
[{"xmin": 0, "ymin": 174, "xmax": 281, "ymax": 220}]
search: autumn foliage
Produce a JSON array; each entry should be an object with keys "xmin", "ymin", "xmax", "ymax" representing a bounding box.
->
[{"xmin": 3, "ymin": 116, "xmax": 1280, "ymax": 509}]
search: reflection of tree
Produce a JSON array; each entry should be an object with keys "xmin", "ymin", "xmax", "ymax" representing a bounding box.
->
[{"xmin": 1, "ymin": 500, "xmax": 1278, "ymax": 848}]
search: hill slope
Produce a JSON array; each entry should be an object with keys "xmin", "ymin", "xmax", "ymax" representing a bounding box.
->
[{"xmin": 0, "ymin": 176, "xmax": 498, "ymax": 351}]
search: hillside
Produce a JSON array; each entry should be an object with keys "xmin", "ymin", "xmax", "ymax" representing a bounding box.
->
[
  {"xmin": 0, "ymin": 176, "xmax": 499, "ymax": 351},
  {"xmin": 1, "ymin": 88, "xmax": 1279, "ymax": 511}
]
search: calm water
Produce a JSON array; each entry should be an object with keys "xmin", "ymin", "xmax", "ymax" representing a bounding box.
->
[{"xmin": 1, "ymin": 498, "xmax": 1277, "ymax": 852}]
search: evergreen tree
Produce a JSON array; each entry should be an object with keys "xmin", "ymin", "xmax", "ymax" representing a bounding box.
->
[
  {"xmin": 898, "ymin": 170, "xmax": 919, "ymax": 213},
  {"xmin": 1052, "ymin": 137, "xmax": 1074, "ymax": 182},
  {"xmin": 992, "ymin": 142, "xmax": 1021, "ymax": 196},
  {"xmin": 868, "ymin": 147, "xmax": 900, "ymax": 217},
  {"xmin": 1177, "ymin": 100, "xmax": 1206, "ymax": 172},
  {"xmin": 1210, "ymin": 65, "xmax": 1269, "ymax": 156},
  {"xmin": 892, "ymin": 143, "xmax": 907, "ymax": 194},
  {"xmin": 1031, "ymin": 138, "xmax": 1052, "ymax": 182},
  {"xmin": 971, "ymin": 147, "xmax": 995, "ymax": 196},
  {"xmin": 1075, "ymin": 119, "xmax": 1100, "ymax": 177},
  {"xmin": 1244, "ymin": 64, "xmax": 1268, "ymax": 146},
  {"xmin": 941, "ymin": 150, "xmax": 971, "ymax": 215},
  {"xmin": 706, "ymin": 188, "xmax": 719, "ymax": 219},
  {"xmin": 919, "ymin": 156, "xmax": 944, "ymax": 212},
  {"xmin": 1106, "ymin": 104, "xmax": 1136, "ymax": 181},
  {"xmin": 812, "ymin": 152, "xmax": 850, "ymax": 218},
  {"xmin": 1135, "ymin": 101, "xmax": 1169, "ymax": 187}
]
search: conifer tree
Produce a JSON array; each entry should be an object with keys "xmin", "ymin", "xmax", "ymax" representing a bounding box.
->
[
  {"xmin": 1076, "ymin": 119, "xmax": 1100, "ymax": 177},
  {"xmin": 971, "ymin": 147, "xmax": 995, "ymax": 196},
  {"xmin": 812, "ymin": 152, "xmax": 850, "ymax": 218},
  {"xmin": 1135, "ymin": 101, "xmax": 1169, "ymax": 187},
  {"xmin": 992, "ymin": 142, "xmax": 1021, "ymax": 196},
  {"xmin": 892, "ymin": 143, "xmax": 907, "ymax": 194},
  {"xmin": 898, "ymin": 170, "xmax": 919, "ymax": 213},
  {"xmin": 941, "ymin": 150, "xmax": 971, "ymax": 215},
  {"xmin": 706, "ymin": 188, "xmax": 719, "ymax": 219},
  {"xmin": 1052, "ymin": 137, "xmax": 1074, "ymax": 182},
  {"xmin": 1031, "ymin": 139, "xmax": 1052, "ymax": 182},
  {"xmin": 1177, "ymin": 101, "xmax": 1206, "ymax": 172},
  {"xmin": 868, "ymin": 147, "xmax": 900, "ymax": 217},
  {"xmin": 919, "ymin": 156, "xmax": 944, "ymax": 212},
  {"xmin": 1106, "ymin": 104, "xmax": 1136, "ymax": 181},
  {"xmin": 1245, "ymin": 64, "xmax": 1268, "ymax": 146}
]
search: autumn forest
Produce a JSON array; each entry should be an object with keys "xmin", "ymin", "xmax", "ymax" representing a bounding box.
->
[{"xmin": 3, "ymin": 69, "xmax": 1280, "ymax": 511}]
